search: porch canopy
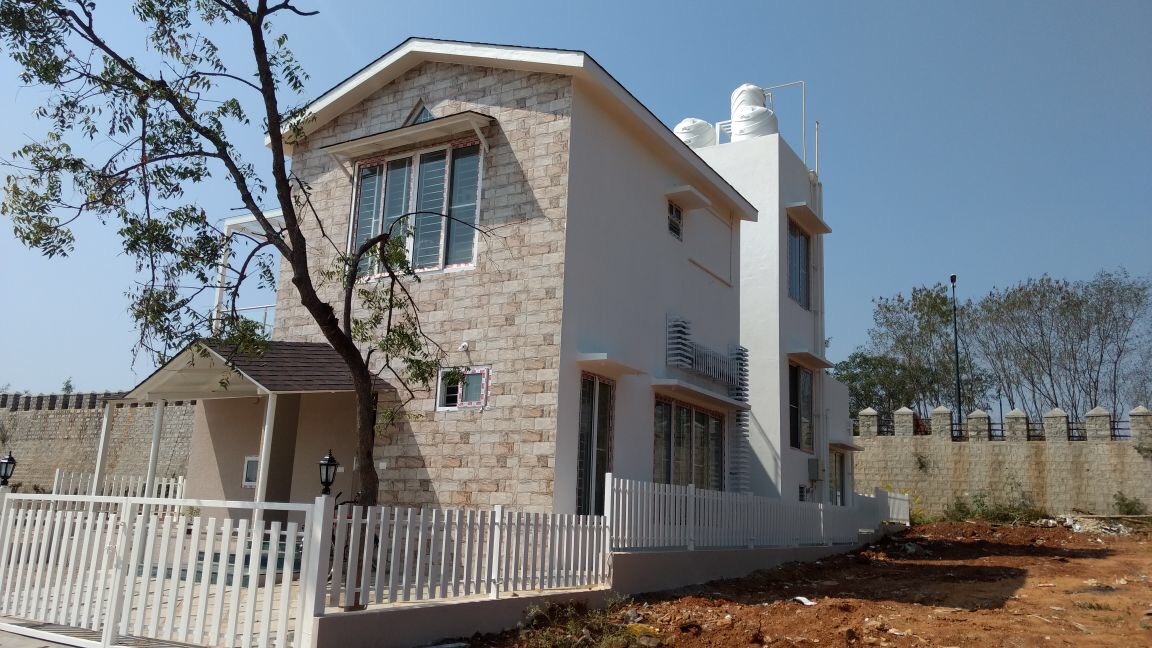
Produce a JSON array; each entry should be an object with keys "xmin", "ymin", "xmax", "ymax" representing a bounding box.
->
[{"xmin": 96, "ymin": 340, "xmax": 384, "ymax": 502}]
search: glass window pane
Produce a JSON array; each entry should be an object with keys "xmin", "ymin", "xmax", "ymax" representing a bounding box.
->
[
  {"xmin": 800, "ymin": 368, "xmax": 814, "ymax": 452},
  {"xmin": 801, "ymin": 227, "xmax": 811, "ymax": 306},
  {"xmin": 693, "ymin": 411, "xmax": 708, "ymax": 488},
  {"xmin": 673, "ymin": 406, "xmax": 692, "ymax": 485},
  {"xmin": 413, "ymin": 151, "xmax": 448, "ymax": 268},
  {"xmin": 576, "ymin": 376, "xmax": 596, "ymax": 514},
  {"xmin": 441, "ymin": 378, "xmax": 459, "ymax": 408},
  {"xmin": 594, "ymin": 380, "xmax": 614, "ymax": 515},
  {"xmin": 709, "ymin": 415, "xmax": 724, "ymax": 490},
  {"xmin": 653, "ymin": 401, "xmax": 672, "ymax": 484},
  {"xmin": 462, "ymin": 371, "xmax": 483, "ymax": 403},
  {"xmin": 382, "ymin": 158, "xmax": 412, "ymax": 242},
  {"xmin": 352, "ymin": 165, "xmax": 382, "ymax": 276},
  {"xmin": 243, "ymin": 458, "xmax": 258, "ymax": 485},
  {"xmin": 789, "ymin": 365, "xmax": 800, "ymax": 448},
  {"xmin": 445, "ymin": 145, "xmax": 480, "ymax": 266}
]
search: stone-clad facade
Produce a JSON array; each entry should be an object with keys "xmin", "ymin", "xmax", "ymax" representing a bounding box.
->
[
  {"xmin": 0, "ymin": 393, "xmax": 193, "ymax": 492},
  {"xmin": 853, "ymin": 406, "xmax": 1152, "ymax": 516},
  {"xmin": 273, "ymin": 62, "xmax": 573, "ymax": 510}
]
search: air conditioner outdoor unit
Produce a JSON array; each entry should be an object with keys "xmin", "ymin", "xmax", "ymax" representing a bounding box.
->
[{"xmin": 807, "ymin": 457, "xmax": 824, "ymax": 482}]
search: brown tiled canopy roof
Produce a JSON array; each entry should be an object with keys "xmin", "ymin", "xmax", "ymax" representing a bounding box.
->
[{"xmin": 203, "ymin": 340, "xmax": 388, "ymax": 393}]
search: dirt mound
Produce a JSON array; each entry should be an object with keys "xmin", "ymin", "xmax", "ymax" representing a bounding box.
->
[{"xmin": 476, "ymin": 521, "xmax": 1152, "ymax": 647}]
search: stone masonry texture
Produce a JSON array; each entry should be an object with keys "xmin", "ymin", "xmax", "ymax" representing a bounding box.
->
[
  {"xmin": 272, "ymin": 62, "xmax": 572, "ymax": 511},
  {"xmin": 853, "ymin": 408, "xmax": 1152, "ymax": 517},
  {"xmin": 0, "ymin": 393, "xmax": 193, "ymax": 493}
]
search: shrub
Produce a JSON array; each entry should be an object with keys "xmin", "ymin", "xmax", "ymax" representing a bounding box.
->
[
  {"xmin": 909, "ymin": 508, "xmax": 935, "ymax": 526},
  {"xmin": 943, "ymin": 490, "xmax": 1047, "ymax": 524},
  {"xmin": 1114, "ymin": 491, "xmax": 1148, "ymax": 516}
]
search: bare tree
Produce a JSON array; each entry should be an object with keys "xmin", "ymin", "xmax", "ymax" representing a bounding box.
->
[
  {"xmin": 970, "ymin": 270, "xmax": 1151, "ymax": 419},
  {"xmin": 0, "ymin": 0, "xmax": 477, "ymax": 505}
]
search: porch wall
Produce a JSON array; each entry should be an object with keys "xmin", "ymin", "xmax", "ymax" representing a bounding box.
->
[
  {"xmin": 185, "ymin": 397, "xmax": 265, "ymax": 502},
  {"xmin": 289, "ymin": 393, "xmax": 359, "ymax": 503}
]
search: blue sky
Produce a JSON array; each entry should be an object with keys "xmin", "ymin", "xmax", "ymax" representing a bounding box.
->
[{"xmin": 1, "ymin": 0, "xmax": 1149, "ymax": 392}]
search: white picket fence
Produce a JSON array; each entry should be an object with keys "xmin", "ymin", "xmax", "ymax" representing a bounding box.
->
[
  {"xmin": 0, "ymin": 491, "xmax": 320, "ymax": 648},
  {"xmin": 327, "ymin": 504, "xmax": 609, "ymax": 609},
  {"xmin": 607, "ymin": 474, "xmax": 909, "ymax": 551},
  {"xmin": 52, "ymin": 469, "xmax": 186, "ymax": 499},
  {"xmin": 0, "ymin": 475, "xmax": 908, "ymax": 648}
]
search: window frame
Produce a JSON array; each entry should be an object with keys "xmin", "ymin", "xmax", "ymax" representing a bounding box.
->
[
  {"xmin": 436, "ymin": 366, "xmax": 491, "ymax": 411},
  {"xmin": 667, "ymin": 200, "xmax": 684, "ymax": 240},
  {"xmin": 241, "ymin": 455, "xmax": 260, "ymax": 489},
  {"xmin": 348, "ymin": 140, "xmax": 484, "ymax": 278},
  {"xmin": 787, "ymin": 220, "xmax": 811, "ymax": 310},
  {"xmin": 652, "ymin": 397, "xmax": 725, "ymax": 491},
  {"xmin": 829, "ymin": 450, "xmax": 846, "ymax": 506},
  {"xmin": 788, "ymin": 364, "xmax": 815, "ymax": 453}
]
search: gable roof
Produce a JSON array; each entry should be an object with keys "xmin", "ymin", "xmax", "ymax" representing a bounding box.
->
[
  {"xmin": 283, "ymin": 37, "xmax": 757, "ymax": 221},
  {"xmin": 124, "ymin": 340, "xmax": 386, "ymax": 401}
]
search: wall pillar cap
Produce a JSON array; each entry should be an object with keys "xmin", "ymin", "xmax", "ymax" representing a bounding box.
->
[
  {"xmin": 1005, "ymin": 408, "xmax": 1028, "ymax": 418},
  {"xmin": 858, "ymin": 407, "xmax": 878, "ymax": 416},
  {"xmin": 1085, "ymin": 406, "xmax": 1110, "ymax": 417},
  {"xmin": 894, "ymin": 406, "xmax": 914, "ymax": 414},
  {"xmin": 1044, "ymin": 407, "xmax": 1067, "ymax": 418},
  {"xmin": 967, "ymin": 409, "xmax": 989, "ymax": 418},
  {"xmin": 932, "ymin": 405, "xmax": 953, "ymax": 415},
  {"xmin": 1130, "ymin": 405, "xmax": 1151, "ymax": 416}
]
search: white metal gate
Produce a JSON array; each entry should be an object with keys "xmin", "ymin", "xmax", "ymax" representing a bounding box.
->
[{"xmin": 0, "ymin": 493, "xmax": 320, "ymax": 648}]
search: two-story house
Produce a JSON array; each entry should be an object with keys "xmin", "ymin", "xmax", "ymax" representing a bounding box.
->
[{"xmin": 124, "ymin": 38, "xmax": 853, "ymax": 514}]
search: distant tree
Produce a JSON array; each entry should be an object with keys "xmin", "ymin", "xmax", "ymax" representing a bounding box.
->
[
  {"xmin": 971, "ymin": 270, "xmax": 1152, "ymax": 419},
  {"xmin": 0, "ymin": 0, "xmax": 481, "ymax": 506},
  {"xmin": 833, "ymin": 351, "xmax": 918, "ymax": 416},
  {"xmin": 61, "ymin": 377, "xmax": 74, "ymax": 395},
  {"xmin": 863, "ymin": 284, "xmax": 988, "ymax": 417}
]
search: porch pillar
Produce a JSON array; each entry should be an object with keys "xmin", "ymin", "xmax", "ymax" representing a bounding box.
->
[
  {"xmin": 253, "ymin": 393, "xmax": 278, "ymax": 503},
  {"xmin": 90, "ymin": 400, "xmax": 114, "ymax": 496},
  {"xmin": 144, "ymin": 400, "xmax": 166, "ymax": 496}
]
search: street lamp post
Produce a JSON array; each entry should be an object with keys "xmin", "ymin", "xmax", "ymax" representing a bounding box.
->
[{"xmin": 950, "ymin": 274, "xmax": 962, "ymax": 423}]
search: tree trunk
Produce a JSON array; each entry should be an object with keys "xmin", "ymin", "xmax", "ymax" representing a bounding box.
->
[{"xmin": 353, "ymin": 375, "xmax": 380, "ymax": 507}]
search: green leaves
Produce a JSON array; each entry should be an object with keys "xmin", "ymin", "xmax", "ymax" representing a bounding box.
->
[{"xmin": 844, "ymin": 270, "xmax": 1151, "ymax": 420}]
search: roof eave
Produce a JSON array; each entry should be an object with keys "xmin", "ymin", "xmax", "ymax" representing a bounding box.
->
[{"xmin": 273, "ymin": 38, "xmax": 757, "ymax": 220}]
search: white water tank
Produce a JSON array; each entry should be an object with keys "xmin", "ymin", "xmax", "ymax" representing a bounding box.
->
[
  {"xmin": 673, "ymin": 117, "xmax": 716, "ymax": 149},
  {"xmin": 730, "ymin": 83, "xmax": 778, "ymax": 141}
]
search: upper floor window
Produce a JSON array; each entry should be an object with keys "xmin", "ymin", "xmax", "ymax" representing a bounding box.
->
[
  {"xmin": 667, "ymin": 201, "xmax": 683, "ymax": 240},
  {"xmin": 789, "ymin": 364, "xmax": 814, "ymax": 453},
  {"xmin": 787, "ymin": 221, "xmax": 810, "ymax": 309},
  {"xmin": 351, "ymin": 143, "xmax": 481, "ymax": 276}
]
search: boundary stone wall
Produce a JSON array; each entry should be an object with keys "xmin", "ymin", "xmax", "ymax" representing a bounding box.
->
[
  {"xmin": 0, "ymin": 392, "xmax": 194, "ymax": 492},
  {"xmin": 853, "ymin": 405, "xmax": 1152, "ymax": 517}
]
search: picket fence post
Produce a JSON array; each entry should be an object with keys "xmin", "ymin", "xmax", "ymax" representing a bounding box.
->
[
  {"xmin": 488, "ymin": 505, "xmax": 504, "ymax": 600},
  {"xmin": 685, "ymin": 484, "xmax": 696, "ymax": 551},
  {"xmin": 300, "ymin": 494, "xmax": 334, "ymax": 648},
  {"xmin": 101, "ymin": 499, "xmax": 137, "ymax": 647},
  {"xmin": 603, "ymin": 473, "xmax": 614, "ymax": 552}
]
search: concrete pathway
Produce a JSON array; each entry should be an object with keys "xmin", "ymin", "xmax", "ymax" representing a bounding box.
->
[{"xmin": 0, "ymin": 630, "xmax": 68, "ymax": 648}]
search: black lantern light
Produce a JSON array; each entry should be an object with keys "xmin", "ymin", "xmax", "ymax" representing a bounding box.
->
[
  {"xmin": 318, "ymin": 449, "xmax": 339, "ymax": 495},
  {"xmin": 0, "ymin": 451, "xmax": 15, "ymax": 487}
]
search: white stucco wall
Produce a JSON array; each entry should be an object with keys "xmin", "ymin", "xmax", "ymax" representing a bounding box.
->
[
  {"xmin": 697, "ymin": 135, "xmax": 836, "ymax": 502},
  {"xmin": 554, "ymin": 80, "xmax": 745, "ymax": 512}
]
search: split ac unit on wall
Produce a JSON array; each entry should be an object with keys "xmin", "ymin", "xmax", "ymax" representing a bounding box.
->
[{"xmin": 807, "ymin": 457, "xmax": 824, "ymax": 482}]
